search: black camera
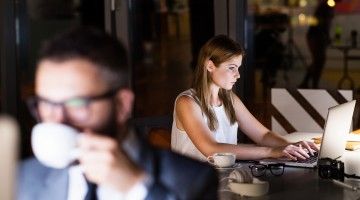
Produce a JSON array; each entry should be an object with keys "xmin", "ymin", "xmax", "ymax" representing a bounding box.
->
[{"xmin": 318, "ymin": 158, "xmax": 344, "ymax": 181}]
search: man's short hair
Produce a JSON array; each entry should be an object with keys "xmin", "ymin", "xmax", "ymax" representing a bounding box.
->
[{"xmin": 38, "ymin": 27, "xmax": 129, "ymax": 89}]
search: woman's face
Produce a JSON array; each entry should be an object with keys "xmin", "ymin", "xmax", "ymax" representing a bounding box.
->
[{"xmin": 207, "ymin": 55, "xmax": 243, "ymax": 90}]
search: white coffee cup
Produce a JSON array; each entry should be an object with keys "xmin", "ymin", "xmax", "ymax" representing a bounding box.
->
[
  {"xmin": 31, "ymin": 122, "xmax": 80, "ymax": 169},
  {"xmin": 207, "ymin": 152, "xmax": 236, "ymax": 168}
]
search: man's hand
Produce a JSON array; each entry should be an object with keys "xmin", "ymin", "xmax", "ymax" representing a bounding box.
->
[{"xmin": 78, "ymin": 132, "xmax": 146, "ymax": 193}]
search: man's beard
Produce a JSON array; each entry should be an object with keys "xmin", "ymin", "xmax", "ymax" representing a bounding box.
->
[
  {"xmin": 71, "ymin": 108, "xmax": 123, "ymax": 140},
  {"xmin": 93, "ymin": 112, "xmax": 119, "ymax": 138}
]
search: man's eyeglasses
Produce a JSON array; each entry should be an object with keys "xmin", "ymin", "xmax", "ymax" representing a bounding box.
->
[
  {"xmin": 26, "ymin": 89, "xmax": 117, "ymax": 123},
  {"xmin": 248, "ymin": 163, "xmax": 285, "ymax": 177}
]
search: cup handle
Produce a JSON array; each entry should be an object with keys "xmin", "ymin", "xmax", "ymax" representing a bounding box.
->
[{"xmin": 207, "ymin": 155, "xmax": 215, "ymax": 165}]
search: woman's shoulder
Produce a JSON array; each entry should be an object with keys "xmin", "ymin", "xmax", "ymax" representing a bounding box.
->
[
  {"xmin": 177, "ymin": 89, "xmax": 198, "ymax": 101},
  {"xmin": 176, "ymin": 89, "xmax": 201, "ymax": 107},
  {"xmin": 178, "ymin": 88, "xmax": 196, "ymax": 97}
]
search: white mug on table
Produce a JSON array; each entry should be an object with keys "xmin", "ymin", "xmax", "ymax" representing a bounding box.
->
[{"xmin": 207, "ymin": 152, "xmax": 236, "ymax": 168}]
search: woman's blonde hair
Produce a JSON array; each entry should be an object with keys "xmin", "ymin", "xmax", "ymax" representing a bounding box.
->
[{"xmin": 192, "ymin": 35, "xmax": 244, "ymax": 131}]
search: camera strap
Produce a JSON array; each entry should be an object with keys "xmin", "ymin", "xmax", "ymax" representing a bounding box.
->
[{"xmin": 345, "ymin": 173, "xmax": 360, "ymax": 179}]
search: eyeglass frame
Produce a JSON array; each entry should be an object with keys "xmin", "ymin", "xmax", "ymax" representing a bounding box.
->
[
  {"xmin": 26, "ymin": 88, "xmax": 118, "ymax": 122},
  {"xmin": 248, "ymin": 163, "xmax": 285, "ymax": 177}
]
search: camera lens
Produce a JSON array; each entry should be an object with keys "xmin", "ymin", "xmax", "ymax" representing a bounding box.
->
[{"xmin": 319, "ymin": 166, "xmax": 332, "ymax": 179}]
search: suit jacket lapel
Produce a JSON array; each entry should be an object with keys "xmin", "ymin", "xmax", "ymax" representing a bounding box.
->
[
  {"xmin": 38, "ymin": 168, "xmax": 69, "ymax": 200},
  {"xmin": 135, "ymin": 136, "xmax": 157, "ymax": 178},
  {"xmin": 138, "ymin": 144, "xmax": 156, "ymax": 177},
  {"xmin": 124, "ymin": 129, "xmax": 156, "ymax": 177}
]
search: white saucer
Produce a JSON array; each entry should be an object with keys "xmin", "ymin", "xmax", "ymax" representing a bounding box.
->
[{"xmin": 215, "ymin": 163, "xmax": 242, "ymax": 170}]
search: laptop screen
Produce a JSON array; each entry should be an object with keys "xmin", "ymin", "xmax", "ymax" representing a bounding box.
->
[
  {"xmin": 0, "ymin": 116, "xmax": 19, "ymax": 200},
  {"xmin": 319, "ymin": 100, "xmax": 356, "ymax": 159},
  {"xmin": 259, "ymin": 100, "xmax": 356, "ymax": 168}
]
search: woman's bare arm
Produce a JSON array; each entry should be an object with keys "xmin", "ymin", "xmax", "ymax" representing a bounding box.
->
[{"xmin": 175, "ymin": 96, "xmax": 284, "ymax": 160}]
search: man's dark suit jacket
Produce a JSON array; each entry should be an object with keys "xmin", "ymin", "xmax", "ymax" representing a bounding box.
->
[{"xmin": 17, "ymin": 137, "xmax": 219, "ymax": 200}]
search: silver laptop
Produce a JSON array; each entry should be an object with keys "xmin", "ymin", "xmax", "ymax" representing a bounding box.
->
[
  {"xmin": 0, "ymin": 115, "xmax": 19, "ymax": 200},
  {"xmin": 260, "ymin": 100, "xmax": 356, "ymax": 168}
]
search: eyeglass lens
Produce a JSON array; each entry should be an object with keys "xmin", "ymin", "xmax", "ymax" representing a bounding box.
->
[
  {"xmin": 250, "ymin": 165, "xmax": 267, "ymax": 177},
  {"xmin": 269, "ymin": 164, "xmax": 285, "ymax": 176},
  {"xmin": 37, "ymin": 98, "xmax": 90, "ymax": 123},
  {"xmin": 249, "ymin": 164, "xmax": 284, "ymax": 177}
]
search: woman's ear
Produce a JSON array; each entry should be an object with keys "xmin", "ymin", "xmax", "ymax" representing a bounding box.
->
[
  {"xmin": 206, "ymin": 60, "xmax": 216, "ymax": 72},
  {"xmin": 114, "ymin": 88, "xmax": 134, "ymax": 124}
]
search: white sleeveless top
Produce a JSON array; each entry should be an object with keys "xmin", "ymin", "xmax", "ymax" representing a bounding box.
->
[{"xmin": 171, "ymin": 89, "xmax": 238, "ymax": 161}]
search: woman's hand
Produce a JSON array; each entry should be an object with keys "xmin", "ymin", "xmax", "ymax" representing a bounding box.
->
[
  {"xmin": 293, "ymin": 140, "xmax": 319, "ymax": 155},
  {"xmin": 271, "ymin": 141, "xmax": 319, "ymax": 160}
]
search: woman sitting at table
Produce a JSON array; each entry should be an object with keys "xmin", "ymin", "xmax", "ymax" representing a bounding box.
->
[{"xmin": 171, "ymin": 35, "xmax": 318, "ymax": 162}]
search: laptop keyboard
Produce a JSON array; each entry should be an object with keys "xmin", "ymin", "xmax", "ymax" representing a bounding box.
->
[{"xmin": 294, "ymin": 152, "xmax": 318, "ymax": 163}]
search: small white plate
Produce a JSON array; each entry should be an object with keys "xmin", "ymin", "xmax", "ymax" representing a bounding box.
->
[{"xmin": 215, "ymin": 163, "xmax": 242, "ymax": 170}]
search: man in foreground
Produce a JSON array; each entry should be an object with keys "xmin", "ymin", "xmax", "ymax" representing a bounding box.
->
[{"xmin": 17, "ymin": 27, "xmax": 218, "ymax": 200}]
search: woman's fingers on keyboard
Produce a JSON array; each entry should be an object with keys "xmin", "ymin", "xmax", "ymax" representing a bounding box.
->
[
  {"xmin": 296, "ymin": 141, "xmax": 319, "ymax": 156},
  {"xmin": 292, "ymin": 151, "xmax": 307, "ymax": 160},
  {"xmin": 301, "ymin": 141, "xmax": 314, "ymax": 156},
  {"xmin": 297, "ymin": 146, "xmax": 310, "ymax": 158},
  {"xmin": 284, "ymin": 145, "xmax": 308, "ymax": 160},
  {"xmin": 283, "ymin": 151, "xmax": 297, "ymax": 160},
  {"xmin": 309, "ymin": 141, "xmax": 320, "ymax": 151}
]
